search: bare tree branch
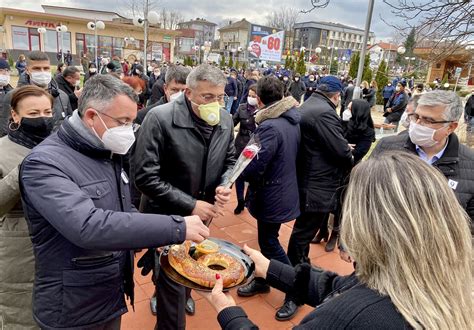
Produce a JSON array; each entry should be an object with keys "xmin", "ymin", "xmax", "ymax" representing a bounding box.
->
[{"xmin": 301, "ymin": 0, "xmax": 330, "ymax": 13}]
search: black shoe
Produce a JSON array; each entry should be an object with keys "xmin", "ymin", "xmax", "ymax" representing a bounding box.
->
[
  {"xmin": 325, "ymin": 232, "xmax": 338, "ymax": 252},
  {"xmin": 234, "ymin": 200, "xmax": 245, "ymax": 215},
  {"xmin": 275, "ymin": 300, "xmax": 299, "ymax": 321},
  {"xmin": 237, "ymin": 279, "xmax": 270, "ymax": 297},
  {"xmin": 185, "ymin": 297, "xmax": 195, "ymax": 315},
  {"xmin": 311, "ymin": 229, "xmax": 329, "ymax": 244}
]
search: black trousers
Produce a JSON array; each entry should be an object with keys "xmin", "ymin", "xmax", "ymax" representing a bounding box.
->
[
  {"xmin": 90, "ymin": 317, "xmax": 121, "ymax": 330},
  {"xmin": 287, "ymin": 212, "xmax": 329, "ymax": 266},
  {"xmin": 155, "ymin": 254, "xmax": 191, "ymax": 330}
]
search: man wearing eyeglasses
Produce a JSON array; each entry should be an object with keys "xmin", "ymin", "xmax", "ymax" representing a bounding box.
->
[
  {"xmin": 18, "ymin": 75, "xmax": 210, "ymax": 329},
  {"xmin": 133, "ymin": 64, "xmax": 236, "ymax": 329},
  {"xmin": 372, "ymin": 90, "xmax": 474, "ymax": 228}
]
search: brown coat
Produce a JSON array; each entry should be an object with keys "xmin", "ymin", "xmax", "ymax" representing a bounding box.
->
[{"xmin": 0, "ymin": 136, "xmax": 37, "ymax": 329}]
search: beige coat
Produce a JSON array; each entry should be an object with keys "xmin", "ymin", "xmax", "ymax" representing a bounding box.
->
[{"xmin": 0, "ymin": 136, "xmax": 38, "ymax": 329}]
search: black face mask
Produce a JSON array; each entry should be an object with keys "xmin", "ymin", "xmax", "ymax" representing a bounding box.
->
[{"xmin": 20, "ymin": 117, "xmax": 54, "ymax": 140}]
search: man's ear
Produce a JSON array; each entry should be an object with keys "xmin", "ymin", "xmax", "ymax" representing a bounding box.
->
[
  {"xmin": 82, "ymin": 108, "xmax": 96, "ymax": 127},
  {"xmin": 256, "ymin": 96, "xmax": 264, "ymax": 109},
  {"xmin": 447, "ymin": 122, "xmax": 458, "ymax": 135}
]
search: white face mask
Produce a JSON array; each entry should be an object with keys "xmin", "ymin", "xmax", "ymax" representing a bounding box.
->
[
  {"xmin": 30, "ymin": 71, "xmax": 52, "ymax": 87},
  {"xmin": 89, "ymin": 68, "xmax": 97, "ymax": 73},
  {"xmin": 247, "ymin": 96, "xmax": 258, "ymax": 106},
  {"xmin": 395, "ymin": 86, "xmax": 401, "ymax": 92},
  {"xmin": 94, "ymin": 112, "xmax": 136, "ymax": 155},
  {"xmin": 74, "ymin": 80, "xmax": 81, "ymax": 87},
  {"xmin": 408, "ymin": 122, "xmax": 441, "ymax": 148},
  {"xmin": 342, "ymin": 109, "xmax": 352, "ymax": 121},
  {"xmin": 169, "ymin": 91, "xmax": 182, "ymax": 102},
  {"xmin": 400, "ymin": 111, "xmax": 410, "ymax": 128},
  {"xmin": 0, "ymin": 74, "xmax": 10, "ymax": 86},
  {"xmin": 148, "ymin": 66, "xmax": 154, "ymax": 72}
]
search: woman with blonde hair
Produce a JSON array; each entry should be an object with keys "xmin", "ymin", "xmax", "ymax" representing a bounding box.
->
[{"xmin": 204, "ymin": 152, "xmax": 472, "ymax": 329}]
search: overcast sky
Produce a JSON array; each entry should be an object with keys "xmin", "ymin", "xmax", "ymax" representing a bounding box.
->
[{"xmin": 2, "ymin": 0, "xmax": 406, "ymax": 41}]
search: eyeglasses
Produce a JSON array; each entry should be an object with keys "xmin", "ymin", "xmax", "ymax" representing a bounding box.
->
[
  {"xmin": 94, "ymin": 110, "xmax": 139, "ymax": 131},
  {"xmin": 0, "ymin": 69, "xmax": 10, "ymax": 74},
  {"xmin": 409, "ymin": 113, "xmax": 453, "ymax": 126},
  {"xmin": 199, "ymin": 93, "xmax": 227, "ymax": 104}
]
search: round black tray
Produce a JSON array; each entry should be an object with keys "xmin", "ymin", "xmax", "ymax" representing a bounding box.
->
[{"xmin": 159, "ymin": 238, "xmax": 255, "ymax": 292}]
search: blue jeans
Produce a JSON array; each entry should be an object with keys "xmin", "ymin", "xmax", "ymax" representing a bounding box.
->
[{"xmin": 225, "ymin": 96, "xmax": 234, "ymax": 113}]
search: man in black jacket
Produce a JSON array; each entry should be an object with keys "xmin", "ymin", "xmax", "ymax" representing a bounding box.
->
[
  {"xmin": 287, "ymin": 75, "xmax": 353, "ymax": 273},
  {"xmin": 133, "ymin": 64, "xmax": 236, "ymax": 329},
  {"xmin": 0, "ymin": 59, "xmax": 14, "ymax": 137},
  {"xmin": 135, "ymin": 65, "xmax": 190, "ymax": 125},
  {"xmin": 3, "ymin": 51, "xmax": 72, "ymax": 131},
  {"xmin": 56, "ymin": 66, "xmax": 82, "ymax": 111},
  {"xmin": 465, "ymin": 91, "xmax": 474, "ymax": 134},
  {"xmin": 372, "ymin": 90, "xmax": 474, "ymax": 228}
]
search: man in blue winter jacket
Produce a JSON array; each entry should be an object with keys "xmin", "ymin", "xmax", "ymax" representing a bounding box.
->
[{"xmin": 19, "ymin": 75, "xmax": 209, "ymax": 330}]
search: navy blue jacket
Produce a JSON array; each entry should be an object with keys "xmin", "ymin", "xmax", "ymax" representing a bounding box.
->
[
  {"xmin": 225, "ymin": 77, "xmax": 238, "ymax": 97},
  {"xmin": 19, "ymin": 116, "xmax": 186, "ymax": 329},
  {"xmin": 242, "ymin": 105, "xmax": 301, "ymax": 223},
  {"xmin": 382, "ymin": 85, "xmax": 395, "ymax": 99}
]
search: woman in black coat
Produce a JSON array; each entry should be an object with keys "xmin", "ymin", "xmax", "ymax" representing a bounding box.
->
[
  {"xmin": 233, "ymin": 85, "xmax": 258, "ymax": 214},
  {"xmin": 344, "ymin": 99, "xmax": 375, "ymax": 164},
  {"xmin": 203, "ymin": 153, "xmax": 472, "ymax": 330}
]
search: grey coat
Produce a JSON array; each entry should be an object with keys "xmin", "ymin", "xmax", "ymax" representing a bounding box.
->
[{"xmin": 0, "ymin": 136, "xmax": 37, "ymax": 329}]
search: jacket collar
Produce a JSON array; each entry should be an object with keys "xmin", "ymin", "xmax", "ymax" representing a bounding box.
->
[
  {"xmin": 58, "ymin": 111, "xmax": 114, "ymax": 159},
  {"xmin": 313, "ymin": 91, "xmax": 337, "ymax": 110},
  {"xmin": 255, "ymin": 96, "xmax": 299, "ymax": 124},
  {"xmin": 172, "ymin": 94, "xmax": 230, "ymax": 130},
  {"xmin": 403, "ymin": 133, "xmax": 460, "ymax": 175}
]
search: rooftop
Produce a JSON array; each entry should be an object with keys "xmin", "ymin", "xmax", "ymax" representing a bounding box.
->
[
  {"xmin": 179, "ymin": 18, "xmax": 217, "ymax": 26},
  {"xmin": 295, "ymin": 20, "xmax": 374, "ymax": 35},
  {"xmin": 218, "ymin": 19, "xmax": 252, "ymax": 31}
]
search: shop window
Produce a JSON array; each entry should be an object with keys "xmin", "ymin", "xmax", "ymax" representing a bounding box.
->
[
  {"xmin": 12, "ymin": 26, "xmax": 29, "ymax": 50},
  {"xmin": 44, "ymin": 30, "xmax": 58, "ymax": 53}
]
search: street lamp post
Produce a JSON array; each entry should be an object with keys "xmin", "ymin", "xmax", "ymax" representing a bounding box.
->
[
  {"xmin": 315, "ymin": 47, "xmax": 322, "ymax": 64},
  {"xmin": 37, "ymin": 28, "xmax": 46, "ymax": 51},
  {"xmin": 247, "ymin": 46, "xmax": 252, "ymax": 68},
  {"xmin": 404, "ymin": 56, "xmax": 416, "ymax": 72},
  {"xmin": 354, "ymin": 0, "xmax": 375, "ymax": 100},
  {"xmin": 87, "ymin": 20, "xmax": 105, "ymax": 69},
  {"xmin": 55, "ymin": 25, "xmax": 68, "ymax": 63},
  {"xmin": 133, "ymin": 1, "xmax": 159, "ymax": 67},
  {"xmin": 328, "ymin": 46, "xmax": 338, "ymax": 74}
]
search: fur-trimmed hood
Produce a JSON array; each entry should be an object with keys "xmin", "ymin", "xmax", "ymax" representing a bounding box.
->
[{"xmin": 255, "ymin": 96, "xmax": 300, "ymax": 125}]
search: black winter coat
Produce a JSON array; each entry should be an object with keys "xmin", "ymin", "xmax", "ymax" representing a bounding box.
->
[
  {"xmin": 233, "ymin": 103, "xmax": 257, "ymax": 155},
  {"xmin": 19, "ymin": 113, "xmax": 187, "ymax": 329},
  {"xmin": 242, "ymin": 101, "xmax": 300, "ymax": 223},
  {"xmin": 465, "ymin": 94, "xmax": 474, "ymax": 117},
  {"xmin": 371, "ymin": 133, "xmax": 474, "ymax": 226},
  {"xmin": 297, "ymin": 92, "xmax": 353, "ymax": 213},
  {"xmin": 0, "ymin": 84, "xmax": 14, "ymax": 137},
  {"xmin": 56, "ymin": 74, "xmax": 79, "ymax": 111},
  {"xmin": 384, "ymin": 91, "xmax": 408, "ymax": 123},
  {"xmin": 289, "ymin": 80, "xmax": 306, "ymax": 102},
  {"xmin": 133, "ymin": 94, "xmax": 236, "ymax": 216},
  {"xmin": 217, "ymin": 260, "xmax": 411, "ymax": 329},
  {"xmin": 304, "ymin": 80, "xmax": 318, "ymax": 100}
]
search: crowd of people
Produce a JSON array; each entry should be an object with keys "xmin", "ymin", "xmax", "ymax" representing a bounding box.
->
[{"xmin": 0, "ymin": 49, "xmax": 472, "ymax": 330}]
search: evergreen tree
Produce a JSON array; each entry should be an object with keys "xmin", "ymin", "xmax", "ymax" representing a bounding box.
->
[
  {"xmin": 228, "ymin": 56, "xmax": 234, "ymax": 68},
  {"xmin": 348, "ymin": 52, "xmax": 360, "ymax": 79},
  {"xmin": 375, "ymin": 60, "xmax": 389, "ymax": 105},
  {"xmin": 242, "ymin": 62, "xmax": 247, "ymax": 71},
  {"xmin": 296, "ymin": 50, "xmax": 306, "ymax": 75},
  {"xmin": 362, "ymin": 54, "xmax": 372, "ymax": 83},
  {"xmin": 219, "ymin": 55, "xmax": 226, "ymax": 69},
  {"xmin": 330, "ymin": 60, "xmax": 338, "ymax": 75},
  {"xmin": 404, "ymin": 28, "xmax": 416, "ymax": 57},
  {"xmin": 284, "ymin": 55, "xmax": 290, "ymax": 69}
]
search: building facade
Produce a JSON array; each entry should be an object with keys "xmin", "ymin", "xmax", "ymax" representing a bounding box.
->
[
  {"xmin": 177, "ymin": 18, "xmax": 217, "ymax": 46},
  {"xmin": 293, "ymin": 21, "xmax": 375, "ymax": 59},
  {"xmin": 368, "ymin": 42, "xmax": 399, "ymax": 69},
  {"xmin": 0, "ymin": 5, "xmax": 179, "ymax": 66}
]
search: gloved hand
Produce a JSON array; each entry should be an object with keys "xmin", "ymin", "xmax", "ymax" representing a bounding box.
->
[{"xmin": 137, "ymin": 248, "xmax": 156, "ymax": 276}]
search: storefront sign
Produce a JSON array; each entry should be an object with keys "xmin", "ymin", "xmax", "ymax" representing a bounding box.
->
[{"xmin": 25, "ymin": 20, "xmax": 57, "ymax": 28}]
